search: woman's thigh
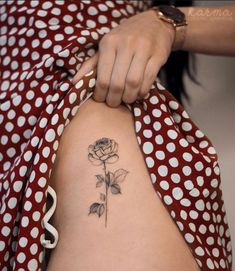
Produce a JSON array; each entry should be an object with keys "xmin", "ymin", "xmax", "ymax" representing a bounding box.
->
[{"xmin": 46, "ymin": 97, "xmax": 200, "ymax": 271}]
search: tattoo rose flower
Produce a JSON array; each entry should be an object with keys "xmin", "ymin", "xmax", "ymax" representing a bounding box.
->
[
  {"xmin": 88, "ymin": 137, "xmax": 129, "ymax": 227},
  {"xmin": 88, "ymin": 137, "xmax": 119, "ymax": 166}
]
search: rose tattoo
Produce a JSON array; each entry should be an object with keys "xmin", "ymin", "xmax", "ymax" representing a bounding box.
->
[{"xmin": 88, "ymin": 137, "xmax": 129, "ymax": 227}]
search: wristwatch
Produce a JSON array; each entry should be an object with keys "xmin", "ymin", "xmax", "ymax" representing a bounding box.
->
[{"xmin": 151, "ymin": 5, "xmax": 188, "ymax": 51}]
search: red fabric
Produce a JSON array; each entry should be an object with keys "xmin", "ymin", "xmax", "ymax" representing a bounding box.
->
[{"xmin": 0, "ymin": 1, "xmax": 232, "ymax": 270}]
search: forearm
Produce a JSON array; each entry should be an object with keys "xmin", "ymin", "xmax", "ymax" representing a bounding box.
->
[{"xmin": 179, "ymin": 5, "xmax": 235, "ymax": 56}]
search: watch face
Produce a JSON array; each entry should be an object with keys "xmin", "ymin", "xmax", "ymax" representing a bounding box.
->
[{"xmin": 159, "ymin": 5, "xmax": 185, "ymax": 24}]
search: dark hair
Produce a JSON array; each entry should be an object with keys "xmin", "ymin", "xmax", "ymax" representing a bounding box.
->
[{"xmin": 152, "ymin": 0, "xmax": 199, "ymax": 104}]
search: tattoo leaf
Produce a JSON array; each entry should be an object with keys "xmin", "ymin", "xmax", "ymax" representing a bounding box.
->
[
  {"xmin": 89, "ymin": 202, "xmax": 105, "ymax": 217},
  {"xmin": 96, "ymin": 175, "xmax": 104, "ymax": 187},
  {"xmin": 109, "ymin": 171, "xmax": 114, "ymax": 182},
  {"xmin": 97, "ymin": 204, "xmax": 105, "ymax": 217},
  {"xmin": 96, "ymin": 174, "xmax": 104, "ymax": 182},
  {"xmin": 100, "ymin": 193, "xmax": 106, "ymax": 202},
  {"xmin": 113, "ymin": 169, "xmax": 129, "ymax": 183},
  {"xmin": 89, "ymin": 203, "xmax": 100, "ymax": 214},
  {"xmin": 111, "ymin": 183, "xmax": 121, "ymax": 195}
]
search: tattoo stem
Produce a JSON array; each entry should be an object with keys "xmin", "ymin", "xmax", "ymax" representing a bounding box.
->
[{"xmin": 103, "ymin": 162, "xmax": 108, "ymax": 228}]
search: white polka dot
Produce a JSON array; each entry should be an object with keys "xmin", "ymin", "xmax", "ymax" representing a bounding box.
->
[
  {"xmin": 184, "ymin": 180, "xmax": 194, "ymax": 190},
  {"xmin": 28, "ymin": 259, "xmax": 38, "ymax": 271},
  {"xmin": 13, "ymin": 181, "xmax": 23, "ymax": 193},
  {"xmin": 30, "ymin": 244, "xmax": 38, "ymax": 255},
  {"xmin": 158, "ymin": 165, "xmax": 168, "ymax": 177},
  {"xmin": 182, "ymin": 166, "xmax": 192, "ymax": 176},
  {"xmin": 182, "ymin": 152, "xmax": 192, "ymax": 162},
  {"xmin": 146, "ymin": 157, "xmax": 154, "ymax": 168},
  {"xmin": 143, "ymin": 129, "xmax": 152, "ymax": 138},
  {"xmin": 169, "ymin": 157, "xmax": 179, "ymax": 167},
  {"xmin": 180, "ymin": 198, "xmax": 191, "ymax": 207},
  {"xmin": 172, "ymin": 187, "xmax": 183, "ymax": 200},
  {"xmin": 143, "ymin": 115, "xmax": 151, "ymax": 124},
  {"xmin": 39, "ymin": 163, "xmax": 48, "ymax": 173},
  {"xmin": 149, "ymin": 95, "xmax": 159, "ymax": 104},
  {"xmin": 169, "ymin": 101, "xmax": 179, "ymax": 110},
  {"xmin": 32, "ymin": 211, "xmax": 41, "ymax": 222},
  {"xmin": 155, "ymin": 135, "xmax": 163, "ymax": 145},
  {"xmin": 206, "ymin": 258, "xmax": 215, "ymax": 269},
  {"xmin": 35, "ymin": 191, "xmax": 43, "ymax": 203},
  {"xmin": 8, "ymin": 197, "xmax": 17, "ymax": 209},
  {"xmin": 167, "ymin": 129, "xmax": 178, "ymax": 139},
  {"xmin": 195, "ymin": 246, "xmax": 205, "ymax": 256},
  {"xmin": 195, "ymin": 199, "xmax": 205, "ymax": 211},
  {"xmin": 164, "ymin": 195, "xmax": 173, "ymax": 205},
  {"xmin": 155, "ymin": 151, "xmax": 165, "ymax": 160},
  {"xmin": 171, "ymin": 173, "xmax": 180, "ymax": 183},
  {"xmin": 19, "ymin": 237, "xmax": 28, "ymax": 248},
  {"xmin": 153, "ymin": 121, "xmax": 161, "ymax": 131},
  {"xmin": 134, "ymin": 108, "xmax": 141, "ymax": 116},
  {"xmin": 150, "ymin": 173, "xmax": 156, "ymax": 184},
  {"xmin": 30, "ymin": 227, "xmax": 39, "ymax": 238},
  {"xmin": 152, "ymin": 109, "xmax": 162, "ymax": 118},
  {"xmin": 160, "ymin": 181, "xmax": 169, "ymax": 190},
  {"xmin": 185, "ymin": 233, "xmax": 195, "ymax": 243},
  {"xmin": 17, "ymin": 252, "xmax": 26, "ymax": 263},
  {"xmin": 69, "ymin": 92, "xmax": 77, "ymax": 104},
  {"xmin": 0, "ymin": 241, "xmax": 5, "ymax": 251},
  {"xmin": 3, "ymin": 213, "xmax": 12, "ymax": 223},
  {"xmin": 45, "ymin": 129, "xmax": 56, "ymax": 142},
  {"xmin": 166, "ymin": 142, "xmax": 175, "ymax": 152},
  {"xmin": 212, "ymin": 248, "xmax": 219, "ymax": 257},
  {"xmin": 143, "ymin": 142, "xmax": 153, "ymax": 154},
  {"xmin": 135, "ymin": 121, "xmax": 141, "ymax": 132},
  {"xmin": 189, "ymin": 210, "xmax": 199, "ymax": 219},
  {"xmin": 195, "ymin": 161, "xmax": 204, "ymax": 171},
  {"xmin": 24, "ymin": 201, "xmax": 32, "ymax": 211}
]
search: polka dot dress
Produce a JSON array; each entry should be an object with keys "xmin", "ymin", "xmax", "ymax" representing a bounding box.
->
[{"xmin": 0, "ymin": 0, "xmax": 232, "ymax": 270}]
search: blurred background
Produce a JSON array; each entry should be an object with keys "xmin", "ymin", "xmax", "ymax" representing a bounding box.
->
[{"xmin": 182, "ymin": 1, "xmax": 235, "ymax": 268}]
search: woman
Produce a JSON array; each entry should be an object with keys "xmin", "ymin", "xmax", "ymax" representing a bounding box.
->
[{"xmin": 0, "ymin": 1, "xmax": 234, "ymax": 270}]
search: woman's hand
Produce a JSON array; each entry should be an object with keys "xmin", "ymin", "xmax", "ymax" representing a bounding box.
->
[{"xmin": 72, "ymin": 9, "xmax": 175, "ymax": 107}]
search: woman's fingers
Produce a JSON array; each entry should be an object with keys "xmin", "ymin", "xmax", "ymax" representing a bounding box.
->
[
  {"xmin": 137, "ymin": 55, "xmax": 164, "ymax": 99},
  {"xmin": 93, "ymin": 35, "xmax": 117, "ymax": 103},
  {"xmin": 122, "ymin": 48, "xmax": 150, "ymax": 104},
  {"xmin": 71, "ymin": 53, "xmax": 98, "ymax": 84},
  {"xmin": 71, "ymin": 9, "xmax": 175, "ymax": 107},
  {"xmin": 105, "ymin": 46, "xmax": 134, "ymax": 107}
]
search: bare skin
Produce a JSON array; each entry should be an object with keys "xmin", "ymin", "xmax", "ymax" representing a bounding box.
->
[
  {"xmin": 72, "ymin": 4, "xmax": 235, "ymax": 108},
  {"xmin": 46, "ymin": 98, "xmax": 200, "ymax": 271}
]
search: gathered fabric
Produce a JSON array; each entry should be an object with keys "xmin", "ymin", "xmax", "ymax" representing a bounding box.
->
[{"xmin": 0, "ymin": 1, "xmax": 232, "ymax": 270}]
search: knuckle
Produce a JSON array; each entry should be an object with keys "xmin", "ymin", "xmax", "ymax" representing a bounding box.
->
[
  {"xmin": 126, "ymin": 77, "xmax": 140, "ymax": 88},
  {"xmin": 139, "ymin": 38, "xmax": 152, "ymax": 49},
  {"xmin": 134, "ymin": 39, "xmax": 153, "ymax": 54},
  {"xmin": 123, "ymin": 35, "xmax": 134, "ymax": 46},
  {"xmin": 138, "ymin": 89, "xmax": 148, "ymax": 98},
  {"xmin": 93, "ymin": 92, "xmax": 105, "ymax": 102},
  {"xmin": 106, "ymin": 97, "xmax": 119, "ymax": 108},
  {"xmin": 109, "ymin": 82, "xmax": 122, "ymax": 94},
  {"xmin": 100, "ymin": 33, "xmax": 118, "ymax": 47},
  {"xmin": 122, "ymin": 93, "xmax": 136, "ymax": 104},
  {"xmin": 96, "ymin": 79, "xmax": 109, "ymax": 90}
]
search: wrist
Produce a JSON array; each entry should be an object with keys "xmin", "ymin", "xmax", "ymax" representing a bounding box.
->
[
  {"xmin": 151, "ymin": 5, "xmax": 188, "ymax": 51},
  {"xmin": 176, "ymin": 7, "xmax": 189, "ymax": 51}
]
